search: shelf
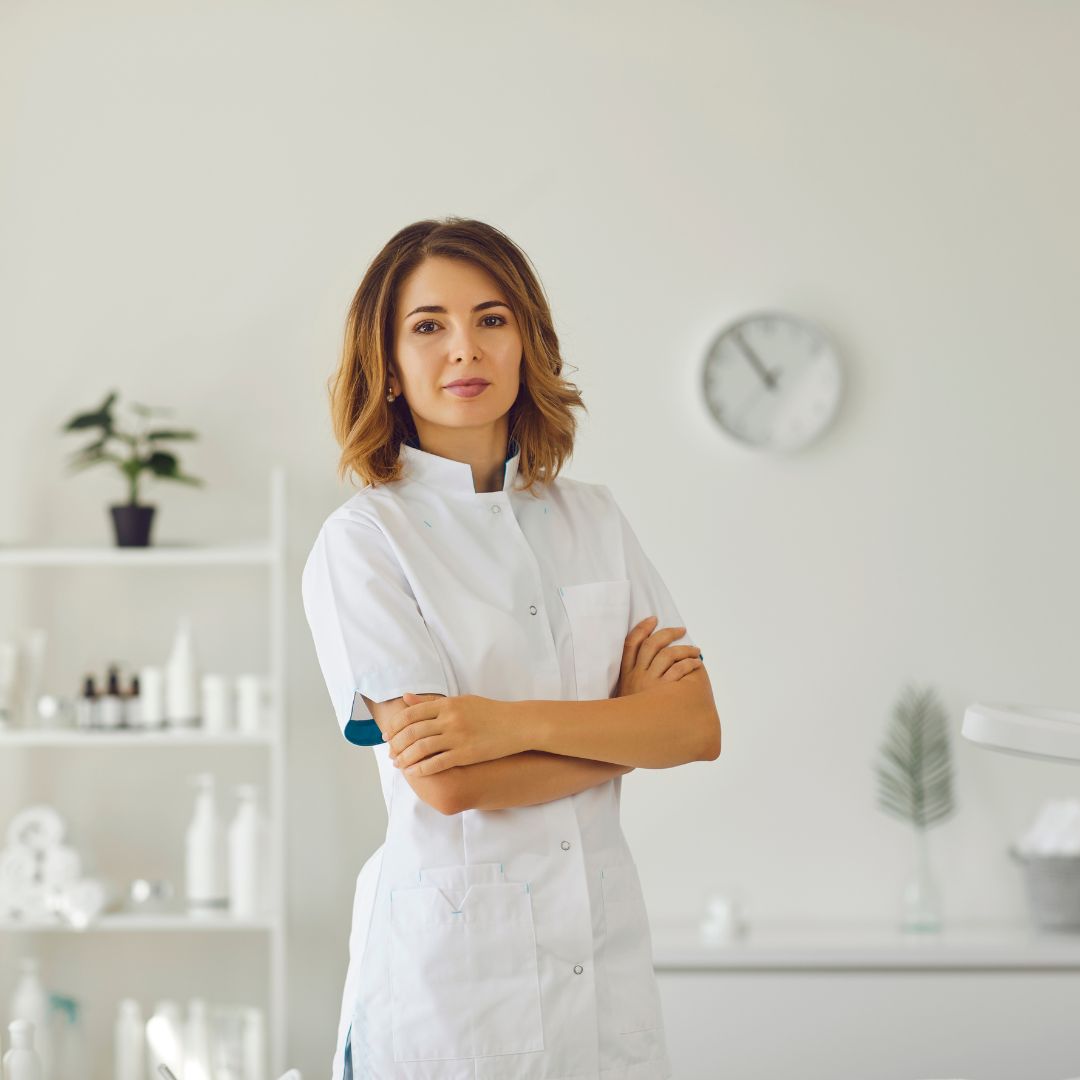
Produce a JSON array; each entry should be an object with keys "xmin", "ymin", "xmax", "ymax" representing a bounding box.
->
[
  {"xmin": 0, "ymin": 467, "xmax": 290, "ymax": 1073},
  {"xmin": 650, "ymin": 920, "xmax": 1080, "ymax": 971},
  {"xmin": 0, "ymin": 544, "xmax": 280, "ymax": 567},
  {"xmin": 0, "ymin": 729, "xmax": 274, "ymax": 747},
  {"xmin": 0, "ymin": 913, "xmax": 280, "ymax": 933}
]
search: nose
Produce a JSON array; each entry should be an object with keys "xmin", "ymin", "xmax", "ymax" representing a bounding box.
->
[{"xmin": 446, "ymin": 321, "xmax": 481, "ymax": 361}]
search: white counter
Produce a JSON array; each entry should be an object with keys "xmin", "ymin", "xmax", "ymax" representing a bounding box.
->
[
  {"xmin": 650, "ymin": 919, "xmax": 1080, "ymax": 970},
  {"xmin": 650, "ymin": 921, "xmax": 1080, "ymax": 1080}
]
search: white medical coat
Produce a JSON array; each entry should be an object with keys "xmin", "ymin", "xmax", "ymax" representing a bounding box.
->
[{"xmin": 301, "ymin": 437, "xmax": 695, "ymax": 1080}]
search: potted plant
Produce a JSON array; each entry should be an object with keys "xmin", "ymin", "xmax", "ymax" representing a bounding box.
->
[
  {"xmin": 61, "ymin": 391, "xmax": 204, "ymax": 547},
  {"xmin": 875, "ymin": 682, "xmax": 957, "ymax": 932}
]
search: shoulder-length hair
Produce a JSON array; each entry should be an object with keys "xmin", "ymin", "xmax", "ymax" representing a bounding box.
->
[{"xmin": 328, "ymin": 217, "xmax": 586, "ymax": 495}]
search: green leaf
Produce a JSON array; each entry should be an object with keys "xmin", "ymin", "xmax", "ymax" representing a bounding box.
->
[
  {"xmin": 146, "ymin": 429, "xmax": 198, "ymax": 441},
  {"xmin": 143, "ymin": 451, "xmax": 179, "ymax": 476},
  {"xmin": 61, "ymin": 391, "xmax": 117, "ymax": 433},
  {"xmin": 874, "ymin": 682, "xmax": 955, "ymax": 829}
]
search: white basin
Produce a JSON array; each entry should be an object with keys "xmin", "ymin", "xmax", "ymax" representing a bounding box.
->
[{"xmin": 962, "ymin": 702, "xmax": 1080, "ymax": 765}]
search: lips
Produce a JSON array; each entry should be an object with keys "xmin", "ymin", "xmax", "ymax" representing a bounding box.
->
[{"xmin": 444, "ymin": 381, "xmax": 490, "ymax": 399}]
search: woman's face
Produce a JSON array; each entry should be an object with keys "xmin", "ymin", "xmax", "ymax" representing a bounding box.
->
[{"xmin": 391, "ymin": 255, "xmax": 523, "ymax": 445}]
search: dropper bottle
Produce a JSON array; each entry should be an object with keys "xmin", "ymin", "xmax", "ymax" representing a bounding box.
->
[{"xmin": 73, "ymin": 676, "xmax": 98, "ymax": 730}]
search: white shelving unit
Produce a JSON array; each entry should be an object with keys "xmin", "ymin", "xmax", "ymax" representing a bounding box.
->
[{"xmin": 0, "ymin": 466, "xmax": 288, "ymax": 1076}]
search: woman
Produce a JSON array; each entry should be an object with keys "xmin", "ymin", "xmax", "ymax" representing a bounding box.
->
[{"xmin": 301, "ymin": 217, "xmax": 721, "ymax": 1080}]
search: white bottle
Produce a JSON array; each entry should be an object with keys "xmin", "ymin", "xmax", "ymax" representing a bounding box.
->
[
  {"xmin": 145, "ymin": 1000, "xmax": 184, "ymax": 1080},
  {"xmin": 165, "ymin": 616, "xmax": 200, "ymax": 727},
  {"xmin": 240, "ymin": 1007, "xmax": 266, "ymax": 1080},
  {"xmin": 228, "ymin": 784, "xmax": 267, "ymax": 919},
  {"xmin": 7, "ymin": 958, "xmax": 50, "ymax": 1075},
  {"xmin": 185, "ymin": 773, "xmax": 227, "ymax": 915},
  {"xmin": 3, "ymin": 1019, "xmax": 42, "ymax": 1080},
  {"xmin": 114, "ymin": 998, "xmax": 144, "ymax": 1080},
  {"xmin": 138, "ymin": 666, "xmax": 165, "ymax": 728},
  {"xmin": 182, "ymin": 998, "xmax": 212, "ymax": 1080}
]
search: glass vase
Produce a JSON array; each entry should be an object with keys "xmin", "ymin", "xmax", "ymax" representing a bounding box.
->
[{"xmin": 901, "ymin": 825, "xmax": 942, "ymax": 933}]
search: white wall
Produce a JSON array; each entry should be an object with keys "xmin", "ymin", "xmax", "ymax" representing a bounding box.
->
[{"xmin": 2, "ymin": 0, "xmax": 1078, "ymax": 1075}]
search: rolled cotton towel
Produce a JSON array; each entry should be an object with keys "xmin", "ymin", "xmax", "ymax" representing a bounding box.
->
[
  {"xmin": 40, "ymin": 844, "xmax": 82, "ymax": 887},
  {"xmin": 0, "ymin": 845, "xmax": 40, "ymax": 918},
  {"xmin": 6, "ymin": 805, "xmax": 66, "ymax": 852},
  {"xmin": 60, "ymin": 877, "xmax": 110, "ymax": 928},
  {"xmin": 1018, "ymin": 799, "xmax": 1080, "ymax": 856}
]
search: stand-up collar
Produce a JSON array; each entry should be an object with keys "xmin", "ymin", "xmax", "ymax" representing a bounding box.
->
[{"xmin": 399, "ymin": 436, "xmax": 521, "ymax": 494}]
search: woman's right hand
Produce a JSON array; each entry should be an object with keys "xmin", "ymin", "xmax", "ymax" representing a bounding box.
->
[{"xmin": 613, "ymin": 616, "xmax": 703, "ymax": 698}]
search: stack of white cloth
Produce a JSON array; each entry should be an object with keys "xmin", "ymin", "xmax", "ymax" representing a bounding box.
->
[
  {"xmin": 1016, "ymin": 798, "xmax": 1080, "ymax": 856},
  {"xmin": 0, "ymin": 804, "xmax": 110, "ymax": 926}
]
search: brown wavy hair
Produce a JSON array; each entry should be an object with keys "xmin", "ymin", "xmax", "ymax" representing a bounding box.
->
[{"xmin": 329, "ymin": 217, "xmax": 586, "ymax": 496}]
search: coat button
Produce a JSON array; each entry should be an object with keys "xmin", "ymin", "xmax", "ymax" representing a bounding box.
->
[
  {"xmin": 573, "ymin": 964, "xmax": 583, "ymax": 974},
  {"xmin": 561, "ymin": 841, "xmax": 571, "ymax": 850},
  {"xmin": 529, "ymin": 605, "xmax": 537, "ymax": 615},
  {"xmin": 491, "ymin": 505, "xmax": 501, "ymax": 514}
]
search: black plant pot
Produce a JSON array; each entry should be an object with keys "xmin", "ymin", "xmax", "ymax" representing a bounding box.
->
[{"xmin": 110, "ymin": 504, "xmax": 156, "ymax": 547}]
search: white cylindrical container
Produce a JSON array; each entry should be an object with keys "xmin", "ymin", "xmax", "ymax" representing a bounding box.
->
[
  {"xmin": 113, "ymin": 998, "xmax": 144, "ymax": 1080},
  {"xmin": 7, "ymin": 957, "xmax": 50, "ymax": 1074},
  {"xmin": 240, "ymin": 1007, "xmax": 266, "ymax": 1080},
  {"xmin": 0, "ymin": 641, "xmax": 20, "ymax": 730},
  {"xmin": 228, "ymin": 784, "xmax": 267, "ymax": 919},
  {"xmin": 164, "ymin": 617, "xmax": 200, "ymax": 727},
  {"xmin": 235, "ymin": 675, "xmax": 266, "ymax": 735},
  {"xmin": 145, "ymin": 1000, "xmax": 184, "ymax": 1080},
  {"xmin": 182, "ymin": 998, "xmax": 212, "ymax": 1080},
  {"xmin": 3, "ymin": 1019, "xmax": 43, "ymax": 1080},
  {"xmin": 185, "ymin": 773, "xmax": 227, "ymax": 916},
  {"xmin": 201, "ymin": 674, "xmax": 233, "ymax": 735},
  {"xmin": 138, "ymin": 667, "xmax": 165, "ymax": 728}
]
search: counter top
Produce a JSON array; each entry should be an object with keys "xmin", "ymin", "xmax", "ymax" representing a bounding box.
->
[{"xmin": 650, "ymin": 920, "xmax": 1080, "ymax": 970}]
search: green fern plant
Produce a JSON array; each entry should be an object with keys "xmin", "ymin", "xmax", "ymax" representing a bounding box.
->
[
  {"xmin": 875, "ymin": 682, "xmax": 956, "ymax": 830},
  {"xmin": 61, "ymin": 390, "xmax": 203, "ymax": 505}
]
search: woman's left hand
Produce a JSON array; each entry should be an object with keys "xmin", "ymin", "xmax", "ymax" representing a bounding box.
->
[{"xmin": 386, "ymin": 693, "xmax": 525, "ymax": 776}]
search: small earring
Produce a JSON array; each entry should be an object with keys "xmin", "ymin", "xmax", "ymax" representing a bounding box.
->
[{"xmin": 386, "ymin": 385, "xmax": 395, "ymax": 403}]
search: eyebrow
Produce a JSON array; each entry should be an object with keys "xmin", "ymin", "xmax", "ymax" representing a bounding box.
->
[{"xmin": 403, "ymin": 300, "xmax": 509, "ymax": 320}]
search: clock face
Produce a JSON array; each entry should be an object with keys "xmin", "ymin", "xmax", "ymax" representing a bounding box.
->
[{"xmin": 702, "ymin": 311, "xmax": 843, "ymax": 452}]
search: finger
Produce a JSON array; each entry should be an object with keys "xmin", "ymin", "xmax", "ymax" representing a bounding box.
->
[
  {"xmin": 653, "ymin": 647, "xmax": 700, "ymax": 678},
  {"xmin": 625, "ymin": 616, "xmax": 658, "ymax": 640},
  {"xmin": 659, "ymin": 658, "xmax": 701, "ymax": 680},
  {"xmin": 619, "ymin": 616, "xmax": 657, "ymax": 679},
  {"xmin": 638, "ymin": 626, "xmax": 687, "ymax": 668},
  {"xmin": 387, "ymin": 697, "xmax": 439, "ymax": 740},
  {"xmin": 622, "ymin": 616, "xmax": 658, "ymax": 654},
  {"xmin": 405, "ymin": 749, "xmax": 456, "ymax": 776},
  {"xmin": 389, "ymin": 717, "xmax": 434, "ymax": 757},
  {"xmin": 394, "ymin": 732, "xmax": 444, "ymax": 769},
  {"xmin": 668, "ymin": 658, "xmax": 703, "ymax": 679}
]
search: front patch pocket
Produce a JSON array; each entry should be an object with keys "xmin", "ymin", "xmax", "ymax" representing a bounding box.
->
[{"xmin": 389, "ymin": 862, "xmax": 545, "ymax": 1061}]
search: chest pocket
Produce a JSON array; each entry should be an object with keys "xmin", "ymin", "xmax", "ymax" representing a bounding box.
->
[
  {"xmin": 389, "ymin": 862, "xmax": 545, "ymax": 1062},
  {"xmin": 559, "ymin": 578, "xmax": 632, "ymax": 701}
]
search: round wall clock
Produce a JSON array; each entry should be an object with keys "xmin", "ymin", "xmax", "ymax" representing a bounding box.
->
[{"xmin": 701, "ymin": 311, "xmax": 844, "ymax": 452}]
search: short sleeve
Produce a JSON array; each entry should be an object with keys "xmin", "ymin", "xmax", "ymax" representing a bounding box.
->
[
  {"xmin": 601, "ymin": 486, "xmax": 696, "ymax": 652},
  {"xmin": 300, "ymin": 511, "xmax": 450, "ymax": 747}
]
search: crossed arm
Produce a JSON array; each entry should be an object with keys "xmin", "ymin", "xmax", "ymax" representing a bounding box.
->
[{"xmin": 362, "ymin": 663, "xmax": 720, "ymax": 815}]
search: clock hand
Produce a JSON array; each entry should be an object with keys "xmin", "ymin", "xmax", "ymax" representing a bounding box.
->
[{"xmin": 734, "ymin": 330, "xmax": 781, "ymax": 389}]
